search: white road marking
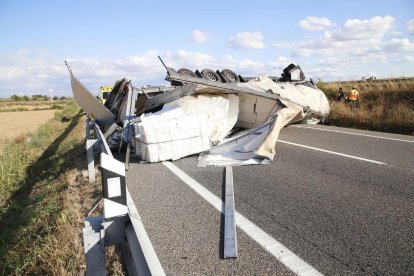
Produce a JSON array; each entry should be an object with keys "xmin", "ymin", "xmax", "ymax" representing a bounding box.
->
[
  {"xmin": 163, "ymin": 161, "xmax": 324, "ymax": 276},
  {"xmin": 291, "ymin": 125, "xmax": 414, "ymax": 143},
  {"xmin": 277, "ymin": 139, "xmax": 387, "ymax": 165}
]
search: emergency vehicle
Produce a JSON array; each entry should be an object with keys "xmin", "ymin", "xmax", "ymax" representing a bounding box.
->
[{"xmin": 98, "ymin": 86, "xmax": 112, "ymax": 104}]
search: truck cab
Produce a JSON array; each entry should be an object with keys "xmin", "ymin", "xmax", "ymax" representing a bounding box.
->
[{"xmin": 98, "ymin": 86, "xmax": 113, "ymax": 104}]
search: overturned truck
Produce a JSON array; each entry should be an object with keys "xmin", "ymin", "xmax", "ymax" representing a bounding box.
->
[{"xmin": 68, "ymin": 60, "xmax": 330, "ymax": 167}]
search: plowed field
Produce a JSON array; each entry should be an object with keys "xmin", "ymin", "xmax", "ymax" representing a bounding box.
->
[{"xmin": 0, "ymin": 110, "xmax": 56, "ymax": 153}]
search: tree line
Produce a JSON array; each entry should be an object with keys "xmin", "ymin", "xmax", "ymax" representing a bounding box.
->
[{"xmin": 9, "ymin": 94, "xmax": 68, "ymax": 101}]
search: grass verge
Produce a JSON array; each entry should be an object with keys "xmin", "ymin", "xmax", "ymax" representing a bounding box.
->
[
  {"xmin": 317, "ymin": 80, "xmax": 414, "ymax": 135},
  {"xmin": 0, "ymin": 102, "xmax": 124, "ymax": 275}
]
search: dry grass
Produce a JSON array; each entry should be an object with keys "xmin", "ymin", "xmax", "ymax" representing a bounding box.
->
[
  {"xmin": 0, "ymin": 100, "xmax": 71, "ymax": 108},
  {"xmin": 0, "ymin": 103, "xmax": 124, "ymax": 275},
  {"xmin": 318, "ymin": 79, "xmax": 414, "ymax": 135},
  {"xmin": 0, "ymin": 100, "xmax": 72, "ymax": 113},
  {"xmin": 0, "ymin": 110, "xmax": 57, "ymax": 153}
]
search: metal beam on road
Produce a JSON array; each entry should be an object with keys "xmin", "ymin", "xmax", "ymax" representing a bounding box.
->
[
  {"xmin": 163, "ymin": 161, "xmax": 323, "ymax": 275},
  {"xmin": 224, "ymin": 166, "xmax": 238, "ymax": 258}
]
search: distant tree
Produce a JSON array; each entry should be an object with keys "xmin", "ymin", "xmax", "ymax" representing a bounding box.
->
[
  {"xmin": 11, "ymin": 95, "xmax": 20, "ymax": 101},
  {"xmin": 22, "ymin": 95, "xmax": 29, "ymax": 101},
  {"xmin": 59, "ymin": 96, "xmax": 66, "ymax": 100},
  {"xmin": 53, "ymin": 96, "xmax": 58, "ymax": 101}
]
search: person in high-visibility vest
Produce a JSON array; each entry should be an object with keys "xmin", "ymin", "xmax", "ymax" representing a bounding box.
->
[{"xmin": 346, "ymin": 86, "xmax": 360, "ymax": 107}]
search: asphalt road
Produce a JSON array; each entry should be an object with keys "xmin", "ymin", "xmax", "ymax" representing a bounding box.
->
[{"xmin": 126, "ymin": 124, "xmax": 414, "ymax": 275}]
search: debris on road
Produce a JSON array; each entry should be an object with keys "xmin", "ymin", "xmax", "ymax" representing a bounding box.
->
[{"xmin": 67, "ymin": 59, "xmax": 330, "ymax": 167}]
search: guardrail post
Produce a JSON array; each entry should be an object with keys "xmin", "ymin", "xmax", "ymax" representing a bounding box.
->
[
  {"xmin": 83, "ymin": 216, "xmax": 105, "ymax": 276},
  {"xmin": 100, "ymin": 152, "xmax": 127, "ymax": 215},
  {"xmin": 86, "ymin": 119, "xmax": 91, "ymax": 139},
  {"xmin": 86, "ymin": 139, "xmax": 98, "ymax": 183},
  {"xmin": 100, "ymin": 152, "xmax": 129, "ymax": 245}
]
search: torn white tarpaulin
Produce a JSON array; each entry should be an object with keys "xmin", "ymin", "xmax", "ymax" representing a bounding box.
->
[
  {"xmin": 236, "ymin": 93, "xmax": 276, "ymax": 129},
  {"xmin": 197, "ymin": 101, "xmax": 304, "ymax": 167},
  {"xmin": 255, "ymin": 101, "xmax": 304, "ymax": 159},
  {"xmin": 197, "ymin": 123, "xmax": 272, "ymax": 167},
  {"xmin": 134, "ymin": 106, "xmax": 210, "ymax": 162},
  {"xmin": 237, "ymin": 75, "xmax": 330, "ymax": 116}
]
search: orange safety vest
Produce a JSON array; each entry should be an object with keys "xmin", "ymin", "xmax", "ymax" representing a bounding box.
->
[{"xmin": 347, "ymin": 89, "xmax": 359, "ymax": 101}]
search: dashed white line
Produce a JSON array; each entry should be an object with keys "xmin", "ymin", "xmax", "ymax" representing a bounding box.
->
[
  {"xmin": 163, "ymin": 161, "xmax": 324, "ymax": 276},
  {"xmin": 277, "ymin": 139, "xmax": 387, "ymax": 165},
  {"xmin": 291, "ymin": 125, "xmax": 414, "ymax": 143}
]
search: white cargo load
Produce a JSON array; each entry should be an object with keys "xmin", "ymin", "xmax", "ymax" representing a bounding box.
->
[{"xmin": 134, "ymin": 106, "xmax": 210, "ymax": 162}]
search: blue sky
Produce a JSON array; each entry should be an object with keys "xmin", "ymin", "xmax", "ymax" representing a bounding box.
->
[{"xmin": 1, "ymin": 0, "xmax": 413, "ymax": 97}]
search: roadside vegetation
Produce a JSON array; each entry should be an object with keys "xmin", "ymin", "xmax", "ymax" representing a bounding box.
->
[
  {"xmin": 0, "ymin": 97, "xmax": 72, "ymax": 113},
  {"xmin": 0, "ymin": 102, "xmax": 123, "ymax": 275},
  {"xmin": 317, "ymin": 79, "xmax": 414, "ymax": 135}
]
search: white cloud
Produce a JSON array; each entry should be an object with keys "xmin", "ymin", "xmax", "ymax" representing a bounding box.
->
[
  {"xmin": 298, "ymin": 16, "xmax": 334, "ymax": 31},
  {"xmin": 383, "ymin": 38, "xmax": 414, "ymax": 52},
  {"xmin": 0, "ymin": 49, "xmax": 299, "ymax": 97},
  {"xmin": 227, "ymin": 31, "xmax": 265, "ymax": 49},
  {"xmin": 407, "ymin": 19, "xmax": 414, "ymax": 35},
  {"xmin": 165, "ymin": 50, "xmax": 214, "ymax": 68},
  {"xmin": 396, "ymin": 56, "xmax": 414, "ymax": 63},
  {"xmin": 0, "ymin": 49, "xmax": 167, "ymax": 97},
  {"xmin": 2, "ymin": 39, "xmax": 412, "ymax": 97},
  {"xmin": 306, "ymin": 65, "xmax": 345, "ymax": 80},
  {"xmin": 278, "ymin": 15, "xmax": 408, "ymax": 63},
  {"xmin": 269, "ymin": 56, "xmax": 292, "ymax": 67},
  {"xmin": 328, "ymin": 15, "xmax": 394, "ymax": 40},
  {"xmin": 272, "ymin": 15, "xmax": 414, "ymax": 80},
  {"xmin": 291, "ymin": 48, "xmax": 314, "ymax": 57},
  {"xmin": 188, "ymin": 30, "xmax": 210, "ymax": 43},
  {"xmin": 0, "ymin": 50, "xmax": 70, "ymax": 96}
]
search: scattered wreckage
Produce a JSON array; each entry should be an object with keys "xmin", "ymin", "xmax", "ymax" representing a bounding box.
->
[{"xmin": 67, "ymin": 59, "xmax": 330, "ymax": 167}]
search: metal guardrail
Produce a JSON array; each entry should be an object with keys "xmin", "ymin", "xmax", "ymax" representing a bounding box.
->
[{"xmin": 83, "ymin": 118, "xmax": 165, "ymax": 276}]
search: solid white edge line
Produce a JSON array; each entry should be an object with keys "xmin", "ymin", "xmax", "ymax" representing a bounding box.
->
[
  {"xmin": 277, "ymin": 139, "xmax": 387, "ymax": 165},
  {"xmin": 163, "ymin": 161, "xmax": 323, "ymax": 276},
  {"xmin": 291, "ymin": 125, "xmax": 414, "ymax": 143}
]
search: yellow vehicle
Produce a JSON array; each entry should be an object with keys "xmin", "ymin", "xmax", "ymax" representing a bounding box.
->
[{"xmin": 98, "ymin": 86, "xmax": 113, "ymax": 104}]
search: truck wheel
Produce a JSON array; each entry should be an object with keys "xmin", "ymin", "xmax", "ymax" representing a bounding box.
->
[
  {"xmin": 201, "ymin": 69, "xmax": 221, "ymax": 82},
  {"xmin": 222, "ymin": 69, "xmax": 240, "ymax": 83},
  {"xmin": 177, "ymin": 68, "xmax": 196, "ymax": 77}
]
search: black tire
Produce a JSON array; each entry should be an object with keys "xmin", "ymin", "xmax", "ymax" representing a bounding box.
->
[
  {"xmin": 201, "ymin": 69, "xmax": 221, "ymax": 82},
  {"xmin": 177, "ymin": 68, "xmax": 197, "ymax": 78},
  {"xmin": 221, "ymin": 69, "xmax": 240, "ymax": 83}
]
